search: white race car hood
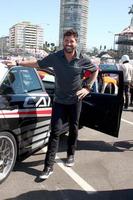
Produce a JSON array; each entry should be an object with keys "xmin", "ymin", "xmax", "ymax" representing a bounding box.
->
[{"xmin": 0, "ymin": 63, "xmax": 8, "ymax": 83}]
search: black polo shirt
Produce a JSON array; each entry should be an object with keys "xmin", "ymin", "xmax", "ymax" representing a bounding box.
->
[{"xmin": 38, "ymin": 50, "xmax": 97, "ymax": 104}]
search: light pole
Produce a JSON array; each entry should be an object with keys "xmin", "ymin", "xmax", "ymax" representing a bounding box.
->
[{"xmin": 108, "ymin": 31, "xmax": 115, "ymax": 50}]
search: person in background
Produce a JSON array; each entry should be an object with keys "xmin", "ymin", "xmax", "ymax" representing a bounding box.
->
[
  {"xmin": 119, "ymin": 55, "xmax": 133, "ymax": 109},
  {"xmin": 82, "ymin": 68, "xmax": 99, "ymax": 93},
  {"xmin": 130, "ymin": 84, "xmax": 133, "ymax": 106},
  {"xmin": 2, "ymin": 29, "xmax": 98, "ymax": 180},
  {"xmin": 130, "ymin": 74, "xmax": 133, "ymax": 106},
  {"xmin": 82, "ymin": 58, "xmax": 100, "ymax": 93},
  {"xmin": 130, "ymin": 59, "xmax": 133, "ymax": 106}
]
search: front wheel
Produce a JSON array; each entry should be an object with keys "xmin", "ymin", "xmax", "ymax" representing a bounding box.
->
[{"xmin": 0, "ymin": 132, "xmax": 17, "ymax": 184}]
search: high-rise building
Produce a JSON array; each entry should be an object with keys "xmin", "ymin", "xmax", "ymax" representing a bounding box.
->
[
  {"xmin": 9, "ymin": 21, "xmax": 44, "ymax": 50},
  {"xmin": 59, "ymin": 0, "xmax": 88, "ymax": 52},
  {"xmin": 0, "ymin": 36, "xmax": 9, "ymax": 57}
]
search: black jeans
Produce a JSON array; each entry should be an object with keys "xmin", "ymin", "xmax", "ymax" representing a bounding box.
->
[
  {"xmin": 44, "ymin": 101, "xmax": 82, "ymax": 168},
  {"xmin": 130, "ymin": 88, "xmax": 133, "ymax": 104},
  {"xmin": 124, "ymin": 84, "xmax": 130, "ymax": 108}
]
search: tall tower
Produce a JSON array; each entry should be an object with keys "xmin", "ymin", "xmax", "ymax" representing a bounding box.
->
[
  {"xmin": 59, "ymin": 0, "xmax": 88, "ymax": 52},
  {"xmin": 128, "ymin": 5, "xmax": 133, "ymax": 27}
]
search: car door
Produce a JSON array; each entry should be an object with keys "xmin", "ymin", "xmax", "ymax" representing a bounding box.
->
[
  {"xmin": 0, "ymin": 67, "xmax": 52, "ymax": 157},
  {"xmin": 79, "ymin": 70, "xmax": 124, "ymax": 137}
]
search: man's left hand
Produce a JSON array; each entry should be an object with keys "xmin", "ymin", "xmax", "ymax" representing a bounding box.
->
[{"xmin": 76, "ymin": 88, "xmax": 90, "ymax": 100}]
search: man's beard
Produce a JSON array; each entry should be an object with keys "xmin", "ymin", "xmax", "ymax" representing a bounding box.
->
[{"xmin": 64, "ymin": 46, "xmax": 75, "ymax": 53}]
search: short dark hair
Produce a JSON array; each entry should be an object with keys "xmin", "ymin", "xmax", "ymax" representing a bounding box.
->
[{"xmin": 63, "ymin": 29, "xmax": 78, "ymax": 39}]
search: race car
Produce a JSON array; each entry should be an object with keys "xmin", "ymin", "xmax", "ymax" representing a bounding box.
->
[{"xmin": 0, "ymin": 63, "xmax": 52, "ymax": 184}]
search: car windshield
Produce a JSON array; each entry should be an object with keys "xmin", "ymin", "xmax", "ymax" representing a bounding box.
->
[
  {"xmin": 0, "ymin": 67, "xmax": 43, "ymax": 94},
  {"xmin": 99, "ymin": 64, "xmax": 118, "ymax": 71}
]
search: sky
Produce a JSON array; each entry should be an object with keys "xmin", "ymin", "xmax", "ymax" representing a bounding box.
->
[{"xmin": 0, "ymin": 0, "xmax": 133, "ymax": 50}]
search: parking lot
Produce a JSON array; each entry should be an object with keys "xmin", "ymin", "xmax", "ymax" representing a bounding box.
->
[{"xmin": 0, "ymin": 107, "xmax": 133, "ymax": 200}]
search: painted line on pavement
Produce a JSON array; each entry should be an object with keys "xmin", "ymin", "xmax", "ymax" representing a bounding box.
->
[
  {"xmin": 56, "ymin": 156, "xmax": 96, "ymax": 193},
  {"xmin": 41, "ymin": 117, "xmax": 133, "ymax": 193},
  {"xmin": 42, "ymin": 147, "xmax": 96, "ymax": 194},
  {"xmin": 121, "ymin": 118, "xmax": 133, "ymax": 125}
]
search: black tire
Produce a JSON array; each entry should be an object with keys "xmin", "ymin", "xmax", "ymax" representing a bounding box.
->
[{"xmin": 0, "ymin": 132, "xmax": 17, "ymax": 184}]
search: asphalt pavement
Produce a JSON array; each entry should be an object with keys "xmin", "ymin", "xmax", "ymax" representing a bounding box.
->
[{"xmin": 0, "ymin": 106, "xmax": 133, "ymax": 200}]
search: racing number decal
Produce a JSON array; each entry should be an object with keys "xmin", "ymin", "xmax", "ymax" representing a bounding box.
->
[{"xmin": 23, "ymin": 96, "xmax": 51, "ymax": 108}]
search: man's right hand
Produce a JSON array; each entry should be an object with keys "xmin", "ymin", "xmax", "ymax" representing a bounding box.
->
[
  {"xmin": 2, "ymin": 60, "xmax": 16, "ymax": 68},
  {"xmin": 76, "ymin": 87, "xmax": 90, "ymax": 100}
]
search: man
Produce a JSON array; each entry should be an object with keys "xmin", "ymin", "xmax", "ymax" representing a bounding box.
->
[
  {"xmin": 3, "ymin": 29, "xmax": 98, "ymax": 179},
  {"xmin": 119, "ymin": 55, "xmax": 133, "ymax": 109}
]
